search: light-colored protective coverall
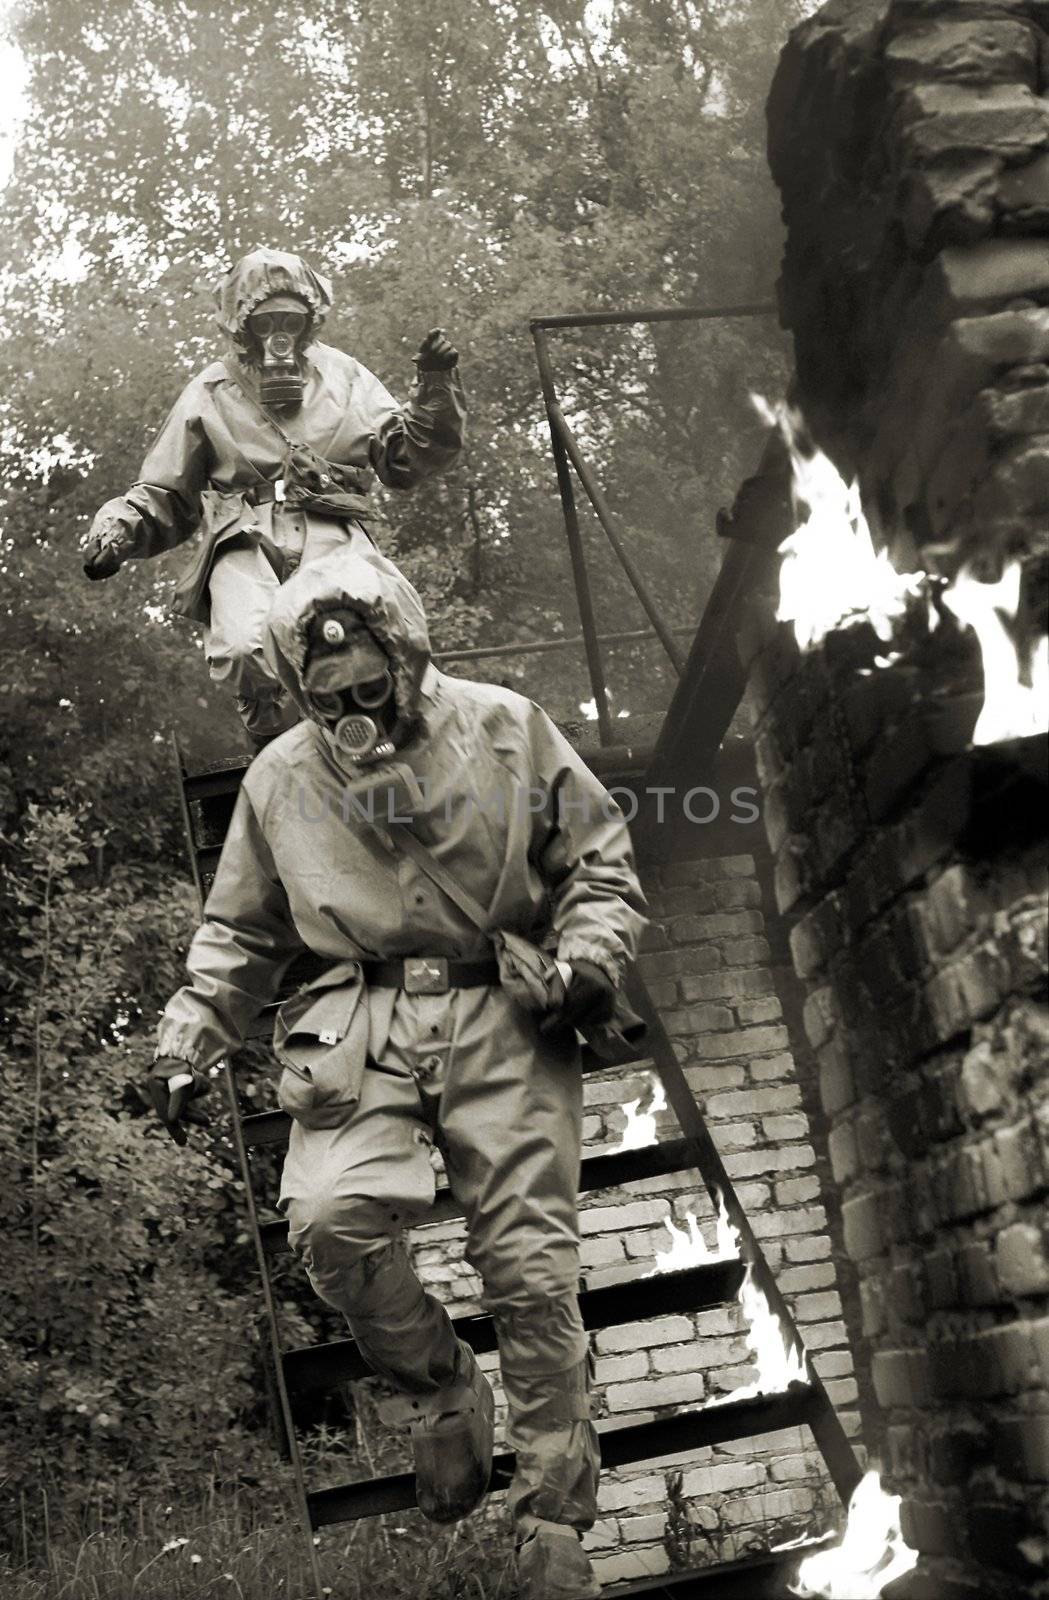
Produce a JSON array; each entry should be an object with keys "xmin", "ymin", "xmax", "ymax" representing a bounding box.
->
[
  {"xmin": 156, "ymin": 548, "xmax": 647, "ymax": 1540},
  {"xmin": 90, "ymin": 249, "xmax": 466, "ymax": 735}
]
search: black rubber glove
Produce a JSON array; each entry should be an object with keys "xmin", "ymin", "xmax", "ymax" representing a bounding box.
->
[
  {"xmin": 82, "ymin": 539, "xmax": 124, "ymax": 581},
  {"xmin": 540, "ymin": 959, "xmax": 617, "ymax": 1038},
  {"xmin": 139, "ymin": 1057, "xmax": 212, "ymax": 1147},
  {"xmin": 413, "ymin": 327, "xmax": 459, "ymax": 371}
]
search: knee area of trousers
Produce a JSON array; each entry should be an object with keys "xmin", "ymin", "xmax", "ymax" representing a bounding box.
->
[
  {"xmin": 285, "ymin": 1191, "xmax": 399, "ymax": 1268},
  {"xmin": 490, "ymin": 1296, "xmax": 589, "ymax": 1376}
]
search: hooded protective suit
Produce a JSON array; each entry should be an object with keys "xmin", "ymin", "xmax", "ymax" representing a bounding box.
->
[
  {"xmin": 87, "ymin": 248, "xmax": 466, "ymax": 736},
  {"xmin": 156, "ymin": 547, "xmax": 646, "ymax": 1554}
]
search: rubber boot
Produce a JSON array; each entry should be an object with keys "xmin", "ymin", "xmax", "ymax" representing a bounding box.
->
[
  {"xmin": 378, "ymin": 1341, "xmax": 495, "ymax": 1524},
  {"xmin": 517, "ymin": 1521, "xmax": 602, "ymax": 1599}
]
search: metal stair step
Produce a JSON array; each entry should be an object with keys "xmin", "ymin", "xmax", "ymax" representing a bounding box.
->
[
  {"xmin": 283, "ymin": 1258, "xmax": 746, "ymax": 1400},
  {"xmin": 307, "ymin": 1384, "xmax": 820, "ymax": 1525},
  {"xmin": 258, "ymin": 1133, "xmax": 713, "ymax": 1253},
  {"xmin": 602, "ymin": 1536, "xmax": 835, "ymax": 1598}
]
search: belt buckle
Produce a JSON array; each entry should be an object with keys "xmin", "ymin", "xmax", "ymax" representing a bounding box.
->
[
  {"xmin": 403, "ymin": 956, "xmax": 449, "ymax": 994},
  {"xmin": 274, "ymin": 477, "xmax": 286, "ymax": 503}
]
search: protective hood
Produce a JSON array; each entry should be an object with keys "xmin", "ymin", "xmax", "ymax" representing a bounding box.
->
[
  {"xmin": 213, "ymin": 247, "xmax": 333, "ymax": 352},
  {"xmin": 264, "ymin": 549, "xmax": 432, "ymax": 733}
]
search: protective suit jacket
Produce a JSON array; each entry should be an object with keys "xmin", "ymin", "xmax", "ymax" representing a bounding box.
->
[
  {"xmin": 91, "ymin": 250, "xmax": 466, "ymax": 624},
  {"xmin": 157, "ymin": 550, "xmax": 647, "ymax": 1076}
]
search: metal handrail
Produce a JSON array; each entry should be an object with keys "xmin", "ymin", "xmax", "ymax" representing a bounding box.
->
[{"xmin": 531, "ymin": 299, "xmax": 779, "ymax": 744}]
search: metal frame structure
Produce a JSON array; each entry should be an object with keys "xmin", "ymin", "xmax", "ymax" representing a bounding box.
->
[{"xmin": 530, "ymin": 301, "xmax": 777, "ymax": 747}]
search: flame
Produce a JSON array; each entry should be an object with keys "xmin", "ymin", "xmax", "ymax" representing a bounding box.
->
[
  {"xmin": 644, "ymin": 1192, "xmax": 811, "ymax": 1400},
  {"xmin": 790, "ymin": 1471, "xmax": 918, "ymax": 1598},
  {"xmin": 755, "ymin": 397, "xmax": 926, "ymax": 652},
  {"xmin": 614, "ymin": 1073, "xmax": 668, "ymax": 1151},
  {"xmin": 943, "ymin": 560, "xmax": 1049, "ymax": 745},
  {"xmin": 706, "ymin": 1262, "xmax": 808, "ymax": 1405},
  {"xmin": 645, "ymin": 1193, "xmax": 740, "ymax": 1277}
]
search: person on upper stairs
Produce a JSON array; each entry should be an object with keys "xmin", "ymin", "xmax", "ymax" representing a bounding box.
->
[{"xmin": 82, "ymin": 246, "xmax": 465, "ymax": 745}]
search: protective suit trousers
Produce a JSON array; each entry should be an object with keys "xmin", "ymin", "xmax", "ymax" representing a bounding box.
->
[
  {"xmin": 279, "ymin": 985, "xmax": 601, "ymax": 1537},
  {"xmin": 203, "ymin": 514, "xmax": 381, "ymax": 737}
]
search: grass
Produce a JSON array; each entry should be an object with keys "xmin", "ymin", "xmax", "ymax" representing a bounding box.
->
[
  {"xmin": 1, "ymin": 1489, "xmax": 520, "ymax": 1600},
  {"xmin": 3, "ymin": 1400, "xmax": 520, "ymax": 1600}
]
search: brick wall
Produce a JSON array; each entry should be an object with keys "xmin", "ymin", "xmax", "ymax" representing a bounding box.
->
[
  {"xmin": 743, "ymin": 600, "xmax": 1048, "ymax": 1597},
  {"xmin": 767, "ymin": 0, "xmax": 1049, "ymax": 582},
  {"xmin": 409, "ymin": 839, "xmax": 861, "ymax": 1587},
  {"xmin": 761, "ymin": 5, "xmax": 1049, "ymax": 1592}
]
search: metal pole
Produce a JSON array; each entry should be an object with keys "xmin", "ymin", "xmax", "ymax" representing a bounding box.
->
[
  {"xmin": 548, "ymin": 403, "xmax": 686, "ymax": 675},
  {"xmin": 529, "ymin": 300, "xmax": 777, "ymax": 331},
  {"xmin": 433, "ymin": 624, "xmax": 696, "ymax": 665},
  {"xmin": 532, "ymin": 326, "xmax": 615, "ymax": 745}
]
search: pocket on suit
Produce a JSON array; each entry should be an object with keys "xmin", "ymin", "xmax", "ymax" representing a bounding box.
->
[{"xmin": 273, "ymin": 968, "xmax": 368, "ymax": 1129}]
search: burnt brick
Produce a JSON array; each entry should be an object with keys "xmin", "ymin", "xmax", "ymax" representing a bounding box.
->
[
  {"xmin": 818, "ymin": 1036, "xmax": 856, "ymax": 1116},
  {"xmin": 958, "ymin": 1037, "xmax": 1004, "ymax": 1121},
  {"xmin": 930, "ymin": 1422, "xmax": 988, "ymax": 1486},
  {"xmin": 873, "ymin": 1347, "xmax": 930, "ymax": 1408},
  {"xmin": 956, "ymin": 1240, "xmax": 1000, "ymax": 1308},
  {"xmin": 934, "ymin": 237, "xmax": 1049, "ymax": 315},
  {"xmin": 839, "ymin": 668, "xmax": 919, "ymax": 757},
  {"xmin": 803, "ymin": 985, "xmax": 841, "ymax": 1051},
  {"xmin": 996, "ymin": 1220, "xmax": 1049, "ymax": 1294},
  {"xmin": 988, "ymin": 1113, "xmax": 1046, "ymax": 1205},
  {"xmin": 899, "ymin": 1497, "xmax": 957, "ymax": 1557},
  {"xmin": 999, "ymin": 150, "xmax": 1049, "ymax": 231},
  {"xmin": 925, "ymin": 1248, "xmax": 958, "ymax": 1310},
  {"xmin": 926, "ymin": 944, "xmax": 1008, "ymax": 1043},
  {"xmin": 967, "ymin": 1501, "xmax": 1042, "ymax": 1575},
  {"xmin": 843, "ymin": 1191, "xmax": 886, "ymax": 1261},
  {"xmin": 893, "ymin": 757, "xmax": 972, "ymax": 888},
  {"xmin": 789, "ymin": 890, "xmax": 845, "ymax": 981},
  {"xmin": 993, "ymin": 1415, "xmax": 1049, "ymax": 1482},
  {"xmin": 865, "ymin": 712, "xmax": 937, "ymax": 821},
  {"xmin": 886, "ymin": 1088, "xmax": 928, "ymax": 1160},
  {"xmin": 829, "ymin": 1119, "xmax": 860, "ymax": 1186},
  {"xmin": 774, "ymin": 835, "xmax": 814, "ymax": 916},
  {"xmin": 861, "ymin": 1276, "xmax": 888, "ymax": 1338},
  {"xmin": 892, "ymin": 1262, "xmax": 928, "ymax": 1327},
  {"xmin": 886, "ymin": 19, "xmax": 1040, "ymax": 89}
]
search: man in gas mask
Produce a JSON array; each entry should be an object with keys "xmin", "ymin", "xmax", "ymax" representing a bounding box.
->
[
  {"xmin": 82, "ymin": 247, "xmax": 464, "ymax": 744},
  {"xmin": 142, "ymin": 548, "xmax": 647, "ymax": 1599}
]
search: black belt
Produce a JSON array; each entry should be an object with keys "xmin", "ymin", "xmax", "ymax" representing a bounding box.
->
[{"xmin": 359, "ymin": 957, "xmax": 499, "ymax": 994}]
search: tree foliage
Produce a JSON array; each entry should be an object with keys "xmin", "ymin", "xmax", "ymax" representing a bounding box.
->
[{"xmin": 0, "ymin": 0, "xmax": 811, "ymax": 1535}]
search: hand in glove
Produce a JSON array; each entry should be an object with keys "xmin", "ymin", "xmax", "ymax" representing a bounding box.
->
[
  {"xmin": 82, "ymin": 538, "xmax": 124, "ymax": 581},
  {"xmin": 413, "ymin": 327, "xmax": 459, "ymax": 371},
  {"xmin": 139, "ymin": 1057, "xmax": 212, "ymax": 1147},
  {"xmin": 540, "ymin": 959, "xmax": 617, "ymax": 1039}
]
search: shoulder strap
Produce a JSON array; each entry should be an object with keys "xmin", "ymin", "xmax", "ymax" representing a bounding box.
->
[
  {"xmin": 222, "ymin": 356, "xmax": 301, "ymax": 452},
  {"xmin": 388, "ymin": 824, "xmax": 494, "ymax": 934}
]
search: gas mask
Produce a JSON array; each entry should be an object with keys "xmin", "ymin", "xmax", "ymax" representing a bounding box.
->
[
  {"xmin": 245, "ymin": 297, "xmax": 312, "ymax": 413},
  {"xmin": 303, "ymin": 613, "xmax": 398, "ymax": 765}
]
